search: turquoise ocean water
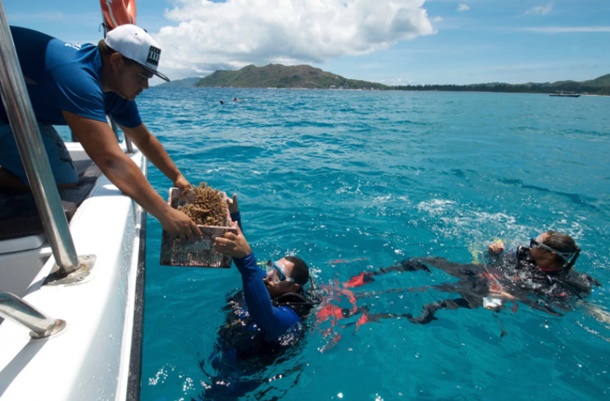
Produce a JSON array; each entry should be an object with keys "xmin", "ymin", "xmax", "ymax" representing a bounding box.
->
[{"xmin": 136, "ymin": 88, "xmax": 610, "ymax": 401}]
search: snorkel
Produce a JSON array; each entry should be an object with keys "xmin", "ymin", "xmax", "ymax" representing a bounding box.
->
[
  {"xmin": 560, "ymin": 247, "xmax": 580, "ymax": 271},
  {"xmin": 515, "ymin": 245, "xmax": 534, "ymax": 270}
]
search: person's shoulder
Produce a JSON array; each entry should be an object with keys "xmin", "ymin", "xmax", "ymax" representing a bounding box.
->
[
  {"xmin": 569, "ymin": 270, "xmax": 601, "ymax": 286},
  {"xmin": 47, "ymin": 40, "xmax": 99, "ymax": 78},
  {"xmin": 273, "ymin": 292, "xmax": 317, "ymax": 319},
  {"xmin": 11, "ymin": 26, "xmax": 51, "ymax": 39},
  {"xmin": 558, "ymin": 269, "xmax": 601, "ymax": 295}
]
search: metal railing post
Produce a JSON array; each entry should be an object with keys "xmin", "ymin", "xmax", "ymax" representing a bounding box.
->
[
  {"xmin": 0, "ymin": 0, "xmax": 80, "ymax": 275},
  {"xmin": 0, "ymin": 292, "xmax": 66, "ymax": 338}
]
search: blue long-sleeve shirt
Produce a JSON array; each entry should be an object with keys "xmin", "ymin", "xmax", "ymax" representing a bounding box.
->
[{"xmin": 230, "ymin": 212, "xmax": 301, "ymax": 340}]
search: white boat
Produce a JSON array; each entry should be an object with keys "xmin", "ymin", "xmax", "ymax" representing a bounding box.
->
[{"xmin": 0, "ymin": 1, "xmax": 146, "ymax": 400}]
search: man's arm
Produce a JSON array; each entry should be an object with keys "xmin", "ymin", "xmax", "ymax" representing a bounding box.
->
[
  {"xmin": 64, "ymin": 111, "xmax": 200, "ymax": 240},
  {"xmin": 120, "ymin": 123, "xmax": 191, "ymax": 191}
]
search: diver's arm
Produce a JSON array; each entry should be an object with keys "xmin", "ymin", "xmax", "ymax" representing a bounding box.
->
[
  {"xmin": 234, "ymin": 253, "xmax": 301, "ymax": 337},
  {"xmin": 227, "ymin": 193, "xmax": 242, "ymax": 231},
  {"xmin": 488, "ymin": 289, "xmax": 516, "ymax": 301},
  {"xmin": 231, "ymin": 211, "xmax": 242, "ymax": 230},
  {"xmin": 487, "ymin": 240, "xmax": 505, "ymax": 265},
  {"xmin": 214, "ymin": 224, "xmax": 300, "ymax": 337}
]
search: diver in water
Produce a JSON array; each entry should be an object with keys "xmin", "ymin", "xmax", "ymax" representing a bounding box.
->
[
  {"xmin": 339, "ymin": 230, "xmax": 599, "ymax": 325},
  {"xmin": 199, "ymin": 194, "xmax": 319, "ymax": 399}
]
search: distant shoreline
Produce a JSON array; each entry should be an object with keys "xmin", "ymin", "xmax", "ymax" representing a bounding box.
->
[
  {"xmin": 155, "ymin": 85, "xmax": 609, "ymax": 97},
  {"xmin": 161, "ymin": 64, "xmax": 610, "ymax": 95}
]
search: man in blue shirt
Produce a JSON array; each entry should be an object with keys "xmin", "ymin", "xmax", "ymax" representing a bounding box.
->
[{"xmin": 0, "ymin": 24, "xmax": 200, "ymax": 241}]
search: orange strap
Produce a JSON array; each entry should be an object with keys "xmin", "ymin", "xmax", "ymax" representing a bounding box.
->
[
  {"xmin": 100, "ymin": 0, "xmax": 137, "ymax": 30},
  {"xmin": 315, "ymin": 286, "xmax": 358, "ymax": 323}
]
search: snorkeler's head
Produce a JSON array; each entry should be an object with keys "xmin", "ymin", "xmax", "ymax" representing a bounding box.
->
[
  {"xmin": 285, "ymin": 256, "xmax": 310, "ymax": 286},
  {"xmin": 529, "ymin": 231, "xmax": 580, "ymax": 272},
  {"xmin": 264, "ymin": 256, "xmax": 310, "ymax": 299}
]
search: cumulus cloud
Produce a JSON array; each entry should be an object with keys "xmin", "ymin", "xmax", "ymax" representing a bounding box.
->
[
  {"xmin": 524, "ymin": 4, "xmax": 553, "ymax": 16},
  {"xmin": 457, "ymin": 4, "xmax": 470, "ymax": 12},
  {"xmin": 154, "ymin": 0, "xmax": 435, "ymax": 79}
]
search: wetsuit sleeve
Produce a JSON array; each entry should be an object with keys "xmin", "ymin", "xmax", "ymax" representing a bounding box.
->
[
  {"xmin": 233, "ymin": 253, "xmax": 301, "ymax": 338},
  {"xmin": 230, "ymin": 211, "xmax": 242, "ymax": 231},
  {"xmin": 490, "ymin": 248, "xmax": 518, "ymax": 268}
]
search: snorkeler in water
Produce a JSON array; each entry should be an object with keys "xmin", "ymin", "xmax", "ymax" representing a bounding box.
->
[
  {"xmin": 213, "ymin": 194, "xmax": 318, "ymax": 338},
  {"xmin": 314, "ymin": 230, "xmax": 599, "ymax": 341},
  {"xmin": 339, "ymin": 231, "xmax": 599, "ymax": 326},
  {"xmin": 197, "ymin": 194, "xmax": 319, "ymax": 399}
]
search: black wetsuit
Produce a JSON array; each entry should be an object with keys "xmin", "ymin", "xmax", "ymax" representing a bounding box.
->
[
  {"xmin": 198, "ymin": 290, "xmax": 313, "ymax": 400},
  {"xmin": 397, "ymin": 249, "xmax": 600, "ymax": 323}
]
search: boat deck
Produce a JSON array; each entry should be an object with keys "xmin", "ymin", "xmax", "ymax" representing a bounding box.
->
[{"xmin": 0, "ymin": 159, "xmax": 101, "ymax": 241}]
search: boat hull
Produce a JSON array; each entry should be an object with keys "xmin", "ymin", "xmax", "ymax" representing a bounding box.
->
[{"xmin": 0, "ymin": 143, "xmax": 146, "ymax": 401}]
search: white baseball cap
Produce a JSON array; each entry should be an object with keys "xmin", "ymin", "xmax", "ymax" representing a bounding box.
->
[{"xmin": 104, "ymin": 24, "xmax": 170, "ymax": 82}]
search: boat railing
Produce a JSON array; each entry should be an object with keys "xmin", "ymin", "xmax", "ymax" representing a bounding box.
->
[
  {"xmin": 111, "ymin": 116, "xmax": 134, "ymax": 153},
  {"xmin": 0, "ymin": 292, "xmax": 66, "ymax": 338},
  {"xmin": 0, "ymin": 0, "xmax": 90, "ymax": 279}
]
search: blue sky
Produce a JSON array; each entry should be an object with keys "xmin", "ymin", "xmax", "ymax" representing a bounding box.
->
[{"xmin": 4, "ymin": 0, "xmax": 609, "ymax": 85}]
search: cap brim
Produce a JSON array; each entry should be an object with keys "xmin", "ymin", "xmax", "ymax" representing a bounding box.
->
[
  {"xmin": 142, "ymin": 65, "xmax": 170, "ymax": 82},
  {"xmin": 153, "ymin": 70, "xmax": 170, "ymax": 82}
]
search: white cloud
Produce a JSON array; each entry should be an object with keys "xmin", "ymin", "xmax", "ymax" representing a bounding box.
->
[
  {"xmin": 154, "ymin": 0, "xmax": 435, "ymax": 79},
  {"xmin": 524, "ymin": 4, "xmax": 553, "ymax": 16},
  {"xmin": 457, "ymin": 4, "xmax": 470, "ymax": 12}
]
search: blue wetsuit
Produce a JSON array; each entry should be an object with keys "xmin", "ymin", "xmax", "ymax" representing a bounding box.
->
[
  {"xmin": 200, "ymin": 212, "xmax": 307, "ymax": 399},
  {"xmin": 0, "ymin": 26, "xmax": 141, "ymax": 184},
  {"xmin": 229, "ymin": 211, "xmax": 302, "ymax": 341}
]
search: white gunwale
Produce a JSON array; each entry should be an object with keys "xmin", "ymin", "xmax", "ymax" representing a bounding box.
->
[{"xmin": 0, "ymin": 144, "xmax": 147, "ymax": 401}]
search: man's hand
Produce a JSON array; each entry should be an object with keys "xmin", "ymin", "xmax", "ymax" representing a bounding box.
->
[
  {"xmin": 173, "ymin": 174, "xmax": 192, "ymax": 192},
  {"xmin": 489, "ymin": 289, "xmax": 516, "ymax": 301},
  {"xmin": 160, "ymin": 208, "xmax": 202, "ymax": 242},
  {"xmin": 214, "ymin": 223, "xmax": 251, "ymax": 258},
  {"xmin": 488, "ymin": 240, "xmax": 505, "ymax": 254},
  {"xmin": 65, "ymin": 114, "xmax": 199, "ymax": 242}
]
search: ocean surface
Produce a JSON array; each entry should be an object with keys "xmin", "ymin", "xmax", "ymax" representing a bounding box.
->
[{"xmin": 135, "ymin": 88, "xmax": 610, "ymax": 401}]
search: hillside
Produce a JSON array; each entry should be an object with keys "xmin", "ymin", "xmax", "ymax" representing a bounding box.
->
[
  {"xmin": 161, "ymin": 77, "xmax": 203, "ymax": 88},
  {"xmin": 194, "ymin": 64, "xmax": 388, "ymax": 90},
  {"xmin": 394, "ymin": 73, "xmax": 610, "ymax": 95},
  {"xmin": 582, "ymin": 74, "xmax": 610, "ymax": 88},
  {"xmin": 160, "ymin": 65, "xmax": 610, "ymax": 95}
]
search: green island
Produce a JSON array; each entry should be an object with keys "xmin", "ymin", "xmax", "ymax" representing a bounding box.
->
[{"xmin": 162, "ymin": 64, "xmax": 610, "ymax": 95}]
